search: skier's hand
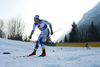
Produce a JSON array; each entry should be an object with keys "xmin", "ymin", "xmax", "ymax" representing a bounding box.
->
[
  {"xmin": 29, "ymin": 31, "xmax": 34, "ymax": 39},
  {"xmin": 51, "ymin": 31, "xmax": 53, "ymax": 35},
  {"xmin": 29, "ymin": 35, "xmax": 32, "ymax": 39}
]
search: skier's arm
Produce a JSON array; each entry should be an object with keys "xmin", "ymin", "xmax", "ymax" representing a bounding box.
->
[
  {"xmin": 29, "ymin": 24, "xmax": 36, "ymax": 39},
  {"xmin": 29, "ymin": 31, "xmax": 34, "ymax": 39},
  {"xmin": 43, "ymin": 20, "xmax": 53, "ymax": 35},
  {"xmin": 49, "ymin": 24, "xmax": 53, "ymax": 35}
]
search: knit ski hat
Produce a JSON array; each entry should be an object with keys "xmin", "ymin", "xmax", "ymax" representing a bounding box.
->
[{"xmin": 34, "ymin": 15, "xmax": 39, "ymax": 18}]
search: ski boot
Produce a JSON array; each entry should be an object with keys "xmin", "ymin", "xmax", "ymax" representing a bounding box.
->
[
  {"xmin": 39, "ymin": 49, "xmax": 46, "ymax": 57},
  {"xmin": 29, "ymin": 50, "xmax": 36, "ymax": 56}
]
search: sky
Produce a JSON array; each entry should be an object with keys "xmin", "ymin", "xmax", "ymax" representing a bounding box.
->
[{"xmin": 0, "ymin": 0, "xmax": 100, "ymax": 42}]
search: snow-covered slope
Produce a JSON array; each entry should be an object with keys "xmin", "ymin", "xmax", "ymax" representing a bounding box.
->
[
  {"xmin": 77, "ymin": 2, "xmax": 100, "ymax": 30},
  {"xmin": 0, "ymin": 38, "xmax": 100, "ymax": 67}
]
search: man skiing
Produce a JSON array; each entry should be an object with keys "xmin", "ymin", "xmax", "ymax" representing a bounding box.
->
[
  {"xmin": 85, "ymin": 43, "xmax": 90, "ymax": 50},
  {"xmin": 29, "ymin": 15, "xmax": 53, "ymax": 57}
]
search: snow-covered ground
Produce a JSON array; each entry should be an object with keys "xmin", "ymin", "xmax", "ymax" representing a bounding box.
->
[{"xmin": 0, "ymin": 38, "xmax": 100, "ymax": 67}]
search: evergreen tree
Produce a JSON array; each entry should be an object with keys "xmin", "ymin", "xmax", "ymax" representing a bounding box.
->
[
  {"xmin": 88, "ymin": 21, "xmax": 99, "ymax": 42},
  {"xmin": 69, "ymin": 21, "xmax": 78, "ymax": 42},
  {"xmin": 64, "ymin": 35, "xmax": 68, "ymax": 43}
]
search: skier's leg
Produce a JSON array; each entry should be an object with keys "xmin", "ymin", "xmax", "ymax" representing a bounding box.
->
[
  {"xmin": 29, "ymin": 38, "xmax": 40, "ymax": 56},
  {"xmin": 39, "ymin": 29, "xmax": 49, "ymax": 56},
  {"xmin": 34, "ymin": 41, "xmax": 39, "ymax": 50},
  {"xmin": 87, "ymin": 47, "xmax": 90, "ymax": 49},
  {"xmin": 39, "ymin": 37, "xmax": 46, "ymax": 56},
  {"xmin": 33, "ymin": 41, "xmax": 39, "ymax": 53}
]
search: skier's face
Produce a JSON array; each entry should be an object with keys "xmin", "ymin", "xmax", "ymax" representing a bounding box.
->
[{"xmin": 34, "ymin": 18, "xmax": 39, "ymax": 24}]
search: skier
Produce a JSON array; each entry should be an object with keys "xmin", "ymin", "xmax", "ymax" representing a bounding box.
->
[
  {"xmin": 29, "ymin": 15, "xmax": 53, "ymax": 57},
  {"xmin": 85, "ymin": 43, "xmax": 90, "ymax": 50}
]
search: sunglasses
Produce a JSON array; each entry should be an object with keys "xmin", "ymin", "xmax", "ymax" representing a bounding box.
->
[{"xmin": 34, "ymin": 18, "xmax": 39, "ymax": 20}]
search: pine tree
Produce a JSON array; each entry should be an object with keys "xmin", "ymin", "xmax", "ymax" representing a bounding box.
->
[
  {"xmin": 88, "ymin": 21, "xmax": 99, "ymax": 42},
  {"xmin": 64, "ymin": 35, "xmax": 68, "ymax": 43},
  {"xmin": 69, "ymin": 21, "xmax": 78, "ymax": 42}
]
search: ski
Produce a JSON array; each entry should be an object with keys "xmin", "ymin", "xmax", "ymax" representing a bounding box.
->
[
  {"xmin": 16, "ymin": 55, "xmax": 29, "ymax": 58},
  {"xmin": 38, "ymin": 56, "xmax": 46, "ymax": 57},
  {"xmin": 38, "ymin": 55, "xmax": 46, "ymax": 57},
  {"xmin": 14, "ymin": 55, "xmax": 46, "ymax": 59},
  {"xmin": 14, "ymin": 55, "xmax": 30, "ymax": 59}
]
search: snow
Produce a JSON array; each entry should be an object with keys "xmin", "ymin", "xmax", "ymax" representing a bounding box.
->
[{"xmin": 0, "ymin": 38, "xmax": 100, "ymax": 67}]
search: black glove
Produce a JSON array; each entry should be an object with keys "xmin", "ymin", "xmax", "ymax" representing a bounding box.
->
[
  {"xmin": 29, "ymin": 35, "xmax": 32, "ymax": 39},
  {"xmin": 51, "ymin": 31, "xmax": 53, "ymax": 35}
]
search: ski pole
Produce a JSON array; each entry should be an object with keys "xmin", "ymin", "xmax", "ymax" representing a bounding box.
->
[
  {"xmin": 53, "ymin": 28, "xmax": 63, "ymax": 33},
  {"xmin": 50, "ymin": 28, "xmax": 63, "ymax": 39}
]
